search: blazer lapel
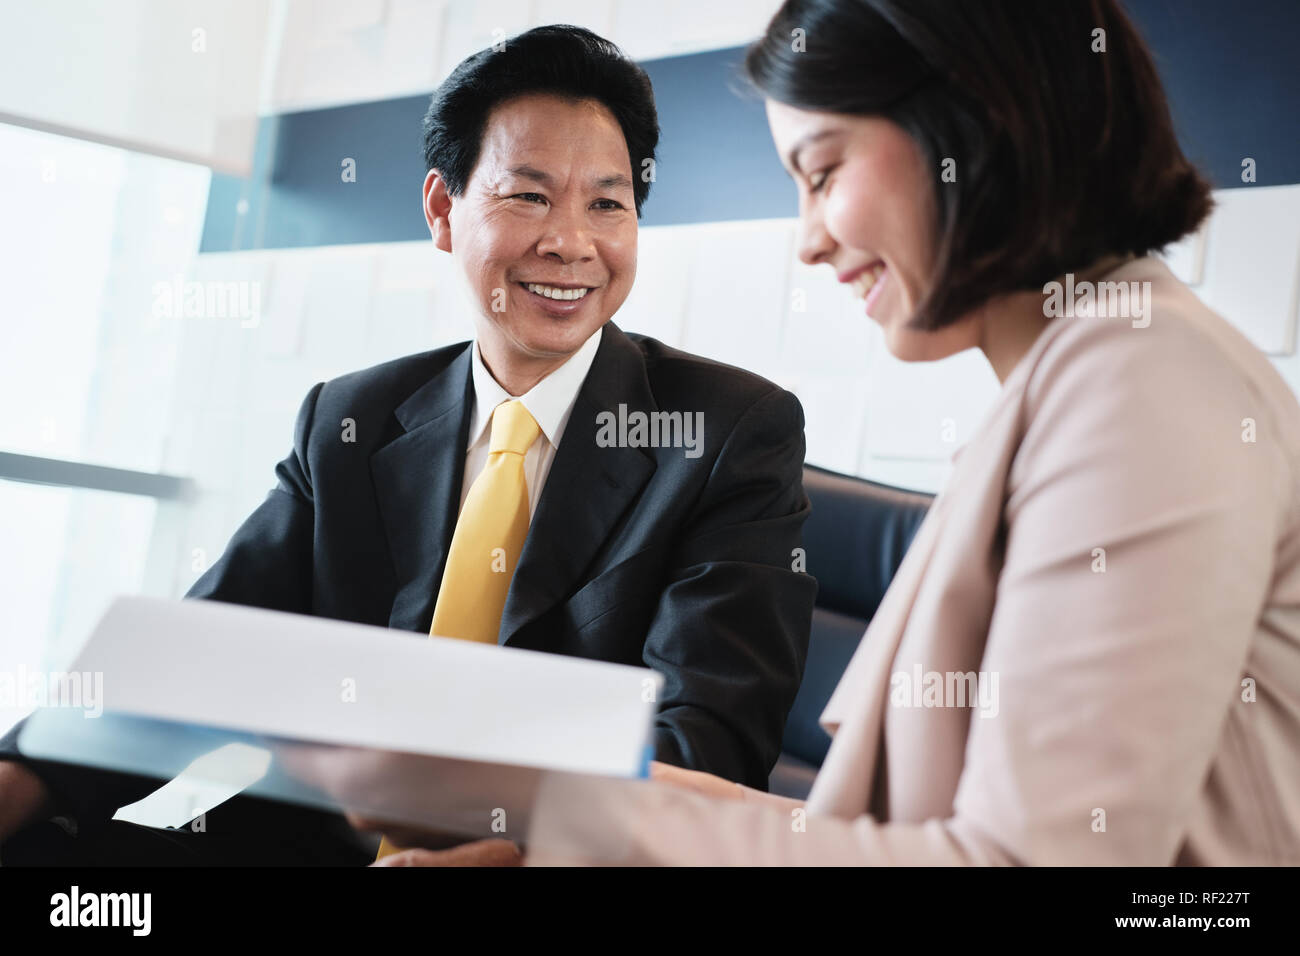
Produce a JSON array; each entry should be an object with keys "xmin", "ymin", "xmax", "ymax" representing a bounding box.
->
[
  {"xmin": 370, "ymin": 346, "xmax": 473, "ymax": 632},
  {"xmin": 806, "ymin": 370, "xmax": 1030, "ymax": 820},
  {"xmin": 499, "ymin": 323, "xmax": 657, "ymax": 648},
  {"xmin": 806, "ymin": 493, "xmax": 950, "ymax": 818}
]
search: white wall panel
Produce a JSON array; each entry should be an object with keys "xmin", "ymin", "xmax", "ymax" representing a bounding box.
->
[
  {"xmin": 273, "ymin": 0, "xmax": 448, "ymax": 112},
  {"xmin": 270, "ymin": 0, "xmax": 784, "ymax": 113},
  {"xmin": 1196, "ymin": 184, "xmax": 1300, "ymax": 356},
  {"xmin": 771, "ymin": 256, "xmax": 876, "ymax": 476},
  {"xmin": 298, "ymin": 249, "xmax": 379, "ymax": 374},
  {"xmin": 779, "ymin": 258, "xmax": 875, "ymax": 377},
  {"xmin": 260, "ymin": 253, "xmax": 311, "ymax": 357},
  {"xmin": 366, "ymin": 244, "xmax": 440, "ymax": 364},
  {"xmin": 435, "ymin": 0, "xmax": 534, "ymax": 88},
  {"xmin": 678, "ymin": 219, "xmax": 794, "ymax": 384},
  {"xmin": 789, "ymin": 375, "xmax": 871, "ymax": 476},
  {"xmin": 1159, "ymin": 223, "xmax": 1207, "ymax": 286},
  {"xmin": 0, "ymin": 0, "xmax": 268, "ymax": 174},
  {"xmin": 861, "ymin": 324, "xmax": 1000, "ymax": 464},
  {"xmin": 613, "ymin": 226, "xmax": 692, "ymax": 346},
  {"xmin": 534, "ymin": 0, "xmax": 616, "ymax": 42},
  {"xmin": 610, "ymin": 0, "xmax": 779, "ymax": 62}
]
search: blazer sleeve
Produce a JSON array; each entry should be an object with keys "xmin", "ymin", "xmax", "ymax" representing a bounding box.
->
[
  {"xmin": 643, "ymin": 386, "xmax": 817, "ymax": 791},
  {"xmin": 0, "ymin": 382, "xmax": 325, "ymax": 832},
  {"xmin": 526, "ymin": 317, "xmax": 1290, "ymax": 865}
]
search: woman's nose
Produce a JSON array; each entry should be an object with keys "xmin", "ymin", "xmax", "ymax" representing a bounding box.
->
[{"xmin": 797, "ymin": 212, "xmax": 834, "ymax": 266}]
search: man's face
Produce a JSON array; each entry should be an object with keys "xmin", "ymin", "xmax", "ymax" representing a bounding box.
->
[{"xmin": 428, "ymin": 93, "xmax": 638, "ymax": 367}]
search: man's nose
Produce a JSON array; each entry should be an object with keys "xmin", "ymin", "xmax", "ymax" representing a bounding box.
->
[{"xmin": 536, "ymin": 204, "xmax": 596, "ymax": 262}]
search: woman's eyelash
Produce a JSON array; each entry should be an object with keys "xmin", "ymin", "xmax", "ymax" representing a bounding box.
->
[{"xmin": 808, "ymin": 166, "xmax": 836, "ymax": 193}]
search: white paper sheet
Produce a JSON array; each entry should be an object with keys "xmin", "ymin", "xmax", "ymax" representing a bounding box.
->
[{"xmin": 28, "ymin": 595, "xmax": 660, "ymax": 779}]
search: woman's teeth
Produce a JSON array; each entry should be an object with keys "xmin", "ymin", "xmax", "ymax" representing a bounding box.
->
[
  {"xmin": 850, "ymin": 263, "xmax": 886, "ymax": 299},
  {"xmin": 525, "ymin": 283, "xmax": 590, "ymax": 301}
]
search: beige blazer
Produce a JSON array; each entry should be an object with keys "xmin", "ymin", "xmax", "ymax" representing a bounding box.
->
[{"xmin": 526, "ymin": 257, "xmax": 1300, "ymax": 865}]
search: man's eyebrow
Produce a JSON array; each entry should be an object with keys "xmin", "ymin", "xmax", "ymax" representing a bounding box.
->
[
  {"xmin": 787, "ymin": 129, "xmax": 838, "ymax": 174},
  {"xmin": 504, "ymin": 165, "xmax": 633, "ymax": 192},
  {"xmin": 506, "ymin": 164, "xmax": 554, "ymax": 185},
  {"xmin": 594, "ymin": 173, "xmax": 634, "ymax": 191}
]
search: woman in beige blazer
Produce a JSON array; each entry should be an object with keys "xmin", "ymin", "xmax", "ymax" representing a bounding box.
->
[{"xmin": 512, "ymin": 0, "xmax": 1300, "ymax": 866}]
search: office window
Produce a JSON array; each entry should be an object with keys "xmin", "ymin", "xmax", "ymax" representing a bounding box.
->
[{"xmin": 0, "ymin": 123, "xmax": 209, "ymax": 736}]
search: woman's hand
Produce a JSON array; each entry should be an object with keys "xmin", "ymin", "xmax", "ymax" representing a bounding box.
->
[{"xmin": 648, "ymin": 761, "xmax": 746, "ymax": 801}]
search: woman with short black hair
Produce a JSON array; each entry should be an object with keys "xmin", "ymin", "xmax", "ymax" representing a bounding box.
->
[{"xmin": 523, "ymin": 0, "xmax": 1300, "ymax": 865}]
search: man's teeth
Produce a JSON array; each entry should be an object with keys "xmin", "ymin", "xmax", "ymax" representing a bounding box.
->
[
  {"xmin": 525, "ymin": 283, "xmax": 590, "ymax": 301},
  {"xmin": 851, "ymin": 263, "xmax": 886, "ymax": 299}
]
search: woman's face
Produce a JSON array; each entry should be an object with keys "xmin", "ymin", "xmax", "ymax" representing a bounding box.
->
[{"xmin": 765, "ymin": 99, "xmax": 978, "ymax": 361}]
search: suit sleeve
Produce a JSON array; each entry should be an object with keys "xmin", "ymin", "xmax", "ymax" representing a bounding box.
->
[
  {"xmin": 0, "ymin": 383, "xmax": 325, "ymax": 832},
  {"xmin": 643, "ymin": 387, "xmax": 817, "ymax": 790},
  {"xmin": 527, "ymin": 319, "xmax": 1289, "ymax": 865}
]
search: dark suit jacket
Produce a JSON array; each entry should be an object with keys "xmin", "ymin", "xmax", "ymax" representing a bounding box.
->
[{"xmin": 0, "ymin": 322, "xmax": 815, "ymax": 856}]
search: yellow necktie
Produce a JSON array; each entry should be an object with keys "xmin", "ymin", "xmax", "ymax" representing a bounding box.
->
[{"xmin": 374, "ymin": 399, "xmax": 540, "ymax": 861}]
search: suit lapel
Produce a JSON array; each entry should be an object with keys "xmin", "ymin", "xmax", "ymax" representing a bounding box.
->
[
  {"xmin": 370, "ymin": 346, "xmax": 473, "ymax": 632},
  {"xmin": 499, "ymin": 324, "xmax": 657, "ymax": 648}
]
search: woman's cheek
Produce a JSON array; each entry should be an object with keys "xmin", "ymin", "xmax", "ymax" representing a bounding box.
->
[{"xmin": 825, "ymin": 179, "xmax": 873, "ymax": 252}]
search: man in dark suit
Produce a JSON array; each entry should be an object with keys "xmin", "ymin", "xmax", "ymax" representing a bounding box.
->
[{"xmin": 0, "ymin": 25, "xmax": 815, "ymax": 865}]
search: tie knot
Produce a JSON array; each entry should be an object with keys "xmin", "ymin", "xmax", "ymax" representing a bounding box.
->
[{"xmin": 489, "ymin": 399, "xmax": 540, "ymax": 456}]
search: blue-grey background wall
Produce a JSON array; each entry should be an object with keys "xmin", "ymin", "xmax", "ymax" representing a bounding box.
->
[{"xmin": 200, "ymin": 0, "xmax": 1300, "ymax": 252}]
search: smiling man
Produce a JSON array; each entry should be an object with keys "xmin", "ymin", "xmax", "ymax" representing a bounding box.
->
[
  {"xmin": 0, "ymin": 25, "xmax": 816, "ymax": 866},
  {"xmin": 430, "ymin": 92, "xmax": 639, "ymax": 393}
]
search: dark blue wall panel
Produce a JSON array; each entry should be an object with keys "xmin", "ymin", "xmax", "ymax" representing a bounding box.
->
[
  {"xmin": 201, "ymin": 0, "xmax": 1300, "ymax": 252},
  {"xmin": 201, "ymin": 97, "xmax": 431, "ymax": 251},
  {"xmin": 637, "ymin": 46, "xmax": 794, "ymax": 227},
  {"xmin": 1126, "ymin": 0, "xmax": 1299, "ymax": 189}
]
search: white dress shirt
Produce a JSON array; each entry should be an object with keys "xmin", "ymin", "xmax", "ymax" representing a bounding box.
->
[{"xmin": 459, "ymin": 326, "xmax": 603, "ymax": 517}]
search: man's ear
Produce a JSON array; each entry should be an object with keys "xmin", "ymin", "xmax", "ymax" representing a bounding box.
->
[{"xmin": 423, "ymin": 169, "xmax": 454, "ymax": 253}]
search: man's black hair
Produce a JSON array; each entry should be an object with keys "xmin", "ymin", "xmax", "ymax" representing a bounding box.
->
[{"xmin": 422, "ymin": 24, "xmax": 659, "ymax": 216}]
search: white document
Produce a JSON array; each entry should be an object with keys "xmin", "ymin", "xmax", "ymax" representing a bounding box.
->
[
  {"xmin": 20, "ymin": 596, "xmax": 662, "ymax": 835},
  {"xmin": 54, "ymin": 595, "xmax": 660, "ymax": 776}
]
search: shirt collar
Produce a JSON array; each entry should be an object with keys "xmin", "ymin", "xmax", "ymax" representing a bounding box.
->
[{"xmin": 466, "ymin": 325, "xmax": 603, "ymax": 450}]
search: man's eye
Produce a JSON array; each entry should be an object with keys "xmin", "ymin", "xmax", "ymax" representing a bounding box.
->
[
  {"xmin": 514, "ymin": 192, "xmax": 547, "ymax": 203},
  {"xmin": 592, "ymin": 199, "xmax": 625, "ymax": 211}
]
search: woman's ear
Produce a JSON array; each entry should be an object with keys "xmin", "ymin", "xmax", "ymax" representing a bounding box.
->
[{"xmin": 423, "ymin": 169, "xmax": 454, "ymax": 253}]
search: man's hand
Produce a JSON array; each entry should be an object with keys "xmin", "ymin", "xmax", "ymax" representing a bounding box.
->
[
  {"xmin": 0, "ymin": 762, "xmax": 54, "ymax": 844},
  {"xmin": 369, "ymin": 838, "xmax": 522, "ymax": 867},
  {"xmin": 648, "ymin": 761, "xmax": 747, "ymax": 800}
]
